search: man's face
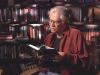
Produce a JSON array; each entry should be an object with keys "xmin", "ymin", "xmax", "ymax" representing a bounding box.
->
[{"xmin": 49, "ymin": 12, "xmax": 67, "ymax": 34}]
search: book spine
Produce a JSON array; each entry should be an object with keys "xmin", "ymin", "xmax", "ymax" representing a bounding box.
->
[
  {"xmin": 32, "ymin": 27, "xmax": 35, "ymax": 40},
  {"xmin": 44, "ymin": 25, "xmax": 47, "ymax": 39},
  {"xmin": 1, "ymin": 45, "xmax": 3, "ymax": 59},
  {"xmin": 8, "ymin": 46, "xmax": 12, "ymax": 59},
  {"xmin": 30, "ymin": 27, "xmax": 33, "ymax": 40},
  {"xmin": 38, "ymin": 26, "xmax": 41, "ymax": 40},
  {"xmin": 0, "ymin": 9, "xmax": 2, "ymax": 22}
]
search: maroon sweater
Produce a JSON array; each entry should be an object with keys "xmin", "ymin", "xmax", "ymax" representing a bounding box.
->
[{"xmin": 40, "ymin": 26, "xmax": 89, "ymax": 75}]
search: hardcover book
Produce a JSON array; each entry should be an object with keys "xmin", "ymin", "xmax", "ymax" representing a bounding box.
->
[
  {"xmin": 85, "ymin": 0, "xmax": 94, "ymax": 2},
  {"xmin": 53, "ymin": 0, "xmax": 66, "ymax": 1},
  {"xmin": 76, "ymin": 0, "xmax": 84, "ymax": 2},
  {"xmin": 96, "ymin": 0, "xmax": 100, "ymax": 1},
  {"xmin": 67, "ymin": 0, "xmax": 75, "ymax": 2},
  {"xmin": 28, "ymin": 44, "xmax": 59, "ymax": 56},
  {"xmin": 35, "ymin": 0, "xmax": 49, "ymax": 1}
]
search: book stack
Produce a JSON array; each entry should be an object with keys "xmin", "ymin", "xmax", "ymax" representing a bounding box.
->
[
  {"xmin": 85, "ymin": 0, "xmax": 95, "ymax": 2},
  {"xmin": 0, "ymin": 35, "xmax": 12, "ymax": 40},
  {"xmin": 29, "ymin": 24, "xmax": 51, "ymax": 40},
  {"xmin": 0, "ymin": 25, "xmax": 13, "ymax": 40}
]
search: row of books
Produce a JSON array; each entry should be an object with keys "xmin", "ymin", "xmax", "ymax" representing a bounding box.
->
[
  {"xmin": 20, "ymin": 62, "xmax": 38, "ymax": 72},
  {"xmin": 0, "ymin": 63, "xmax": 38, "ymax": 75},
  {"xmin": 0, "ymin": 24, "xmax": 50, "ymax": 40},
  {"xmin": 0, "ymin": 5, "xmax": 49, "ymax": 22},
  {"xmin": 14, "ymin": 0, "xmax": 100, "ymax": 2},
  {"xmin": 0, "ymin": 25, "xmax": 13, "ymax": 40},
  {"xmin": 1, "ymin": 0, "xmax": 100, "ymax": 2},
  {"xmin": 0, "ymin": 64, "xmax": 22, "ymax": 75},
  {"xmin": 0, "ymin": 26, "xmax": 11, "ymax": 32},
  {"xmin": 0, "ymin": 44, "xmax": 28, "ymax": 59},
  {"xmin": 0, "ymin": 35, "xmax": 12, "ymax": 40},
  {"xmin": 17, "ymin": 25, "xmax": 28, "ymax": 37},
  {"xmin": 80, "ymin": 29, "xmax": 100, "ymax": 41},
  {"xmin": 29, "ymin": 24, "xmax": 50, "ymax": 40},
  {"xmin": 1, "ymin": 25, "xmax": 100, "ymax": 41},
  {"xmin": 1, "ymin": 0, "xmax": 49, "ymax": 2},
  {"xmin": 0, "ymin": 43, "xmax": 39, "ymax": 59},
  {"xmin": 0, "ymin": 25, "xmax": 27, "ymax": 40}
]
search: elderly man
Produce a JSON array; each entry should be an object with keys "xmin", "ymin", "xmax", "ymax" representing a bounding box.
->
[{"xmin": 39, "ymin": 6, "xmax": 89, "ymax": 75}]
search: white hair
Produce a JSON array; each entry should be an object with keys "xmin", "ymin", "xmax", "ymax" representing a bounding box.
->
[{"xmin": 49, "ymin": 6, "xmax": 69, "ymax": 21}]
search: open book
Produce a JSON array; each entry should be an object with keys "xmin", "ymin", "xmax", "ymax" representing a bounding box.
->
[{"xmin": 28, "ymin": 44, "xmax": 59, "ymax": 56}]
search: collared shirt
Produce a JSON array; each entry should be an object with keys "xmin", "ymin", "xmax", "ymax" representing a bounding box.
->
[{"xmin": 41, "ymin": 25, "xmax": 89, "ymax": 75}]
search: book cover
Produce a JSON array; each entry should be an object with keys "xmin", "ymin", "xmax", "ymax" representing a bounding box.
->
[
  {"xmin": 0, "ymin": 9, "xmax": 2, "ymax": 22},
  {"xmin": 0, "ymin": 46, "xmax": 1, "ymax": 59},
  {"xmin": 15, "ymin": 36, "xmax": 29, "ymax": 41},
  {"xmin": 17, "ymin": 7, "xmax": 20, "ymax": 22},
  {"xmin": 32, "ymin": 7, "xmax": 36, "ymax": 21},
  {"xmin": 12, "ymin": 7, "xmax": 18, "ymax": 22},
  {"xmin": 1, "ymin": 45, "xmax": 6, "ymax": 59},
  {"xmin": 36, "ymin": 26, "xmax": 39, "ymax": 40},
  {"xmin": 53, "ymin": 0, "xmax": 66, "ymax": 1},
  {"xmin": 14, "ymin": 64, "xmax": 23, "ymax": 74},
  {"xmin": 67, "ymin": 0, "xmax": 75, "ymax": 2},
  {"xmin": 9, "ymin": 8, "xmax": 13, "ymax": 21},
  {"xmin": 76, "ymin": 0, "xmax": 84, "ymax": 2},
  {"xmin": 96, "ymin": 0, "xmax": 100, "ymax": 1},
  {"xmin": 35, "ymin": 0, "xmax": 49, "ymax": 1},
  {"xmin": 20, "ymin": 64, "xmax": 26, "ymax": 72},
  {"xmin": 2, "ymin": 8, "xmax": 5, "ymax": 21},
  {"xmin": 1, "ymin": 45, "xmax": 3, "ymax": 59},
  {"xmin": 27, "ymin": 8, "xmax": 32, "ymax": 22},
  {"xmin": 30, "ymin": 26, "xmax": 33, "ymax": 40},
  {"xmin": 1, "ymin": 65, "xmax": 10, "ymax": 75},
  {"xmin": 28, "ymin": 44, "xmax": 59, "ymax": 56},
  {"xmin": 85, "ymin": 0, "xmax": 94, "ymax": 2},
  {"xmin": 32, "ymin": 27, "xmax": 35, "ymax": 40},
  {"xmin": 8, "ymin": 46, "xmax": 12, "ymax": 59},
  {"xmin": 0, "ymin": 35, "xmax": 13, "ymax": 40}
]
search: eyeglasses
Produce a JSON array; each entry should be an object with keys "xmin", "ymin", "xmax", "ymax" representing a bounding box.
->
[{"xmin": 49, "ymin": 19, "xmax": 61, "ymax": 25}]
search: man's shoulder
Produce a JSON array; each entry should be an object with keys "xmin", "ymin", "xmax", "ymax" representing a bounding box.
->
[
  {"xmin": 47, "ymin": 33, "xmax": 54, "ymax": 37},
  {"xmin": 44, "ymin": 33, "xmax": 54, "ymax": 40},
  {"xmin": 70, "ymin": 27, "xmax": 81, "ymax": 34}
]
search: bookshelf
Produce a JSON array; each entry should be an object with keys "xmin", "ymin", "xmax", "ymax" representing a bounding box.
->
[{"xmin": 0, "ymin": 0, "xmax": 100, "ymax": 75}]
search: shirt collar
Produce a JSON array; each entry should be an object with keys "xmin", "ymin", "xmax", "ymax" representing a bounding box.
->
[
  {"xmin": 63, "ymin": 25, "xmax": 70, "ymax": 37},
  {"xmin": 51, "ymin": 25, "xmax": 70, "ymax": 37}
]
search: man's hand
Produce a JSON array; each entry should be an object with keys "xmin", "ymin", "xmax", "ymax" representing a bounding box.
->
[
  {"xmin": 38, "ymin": 54, "xmax": 51, "ymax": 62},
  {"xmin": 53, "ymin": 52, "xmax": 65, "ymax": 62}
]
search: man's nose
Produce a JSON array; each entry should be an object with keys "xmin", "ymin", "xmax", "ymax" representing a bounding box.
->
[{"xmin": 51, "ymin": 21, "xmax": 55, "ymax": 26}]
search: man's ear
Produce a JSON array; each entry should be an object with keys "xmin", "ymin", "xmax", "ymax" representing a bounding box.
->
[{"xmin": 64, "ymin": 20, "xmax": 68, "ymax": 25}]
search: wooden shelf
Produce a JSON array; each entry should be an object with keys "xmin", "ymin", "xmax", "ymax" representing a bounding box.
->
[
  {"xmin": 1, "ymin": 21, "xmax": 100, "ymax": 26},
  {"xmin": 0, "ymin": 21, "xmax": 48, "ymax": 25},
  {"xmin": 14, "ymin": 2, "xmax": 100, "ymax": 6},
  {"xmin": 60, "ymin": 2, "xmax": 100, "ymax": 5},
  {"xmin": 0, "ymin": 58, "xmax": 39, "ymax": 65},
  {"xmin": 69, "ymin": 22, "xmax": 100, "ymax": 25},
  {"xmin": 14, "ymin": 1, "xmax": 51, "ymax": 6},
  {"xmin": 95, "ymin": 61, "xmax": 100, "ymax": 65},
  {"xmin": 0, "ymin": 32, "xmax": 12, "ymax": 34},
  {"xmin": 0, "ymin": 1, "xmax": 100, "ymax": 6},
  {"xmin": 0, "ymin": 40, "xmax": 43, "ymax": 45}
]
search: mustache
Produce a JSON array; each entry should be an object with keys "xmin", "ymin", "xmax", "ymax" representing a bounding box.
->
[{"xmin": 50, "ymin": 26, "xmax": 56, "ymax": 29}]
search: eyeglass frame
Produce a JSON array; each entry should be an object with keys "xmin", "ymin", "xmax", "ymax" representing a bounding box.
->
[{"xmin": 48, "ymin": 19, "xmax": 62, "ymax": 25}]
